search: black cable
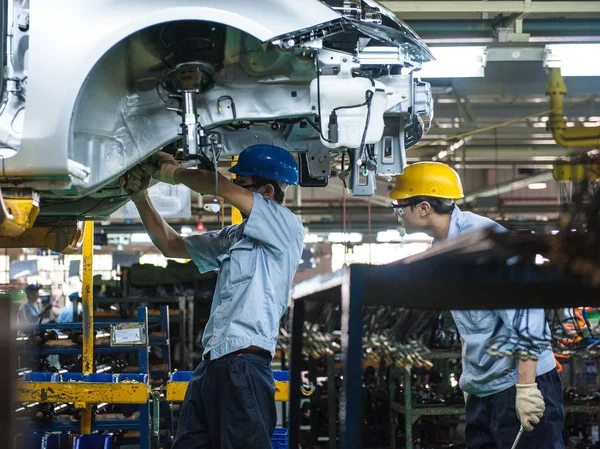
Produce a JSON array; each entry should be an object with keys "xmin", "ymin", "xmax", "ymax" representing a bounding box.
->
[
  {"xmin": 315, "ymin": 58, "xmax": 334, "ymax": 144},
  {"xmin": 156, "ymin": 83, "xmax": 169, "ymax": 105}
]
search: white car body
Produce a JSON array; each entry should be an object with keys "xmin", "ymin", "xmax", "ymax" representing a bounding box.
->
[{"xmin": 0, "ymin": 0, "xmax": 433, "ymax": 225}]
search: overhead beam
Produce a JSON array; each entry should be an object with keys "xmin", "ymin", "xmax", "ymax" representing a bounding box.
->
[{"xmin": 382, "ymin": 1, "xmax": 600, "ymax": 14}]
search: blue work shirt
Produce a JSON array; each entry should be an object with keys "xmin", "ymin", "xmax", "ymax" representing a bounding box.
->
[
  {"xmin": 57, "ymin": 302, "xmax": 82, "ymax": 323},
  {"xmin": 184, "ymin": 192, "xmax": 304, "ymax": 360},
  {"xmin": 443, "ymin": 207, "xmax": 556, "ymax": 397},
  {"xmin": 17, "ymin": 301, "xmax": 39, "ymax": 325}
]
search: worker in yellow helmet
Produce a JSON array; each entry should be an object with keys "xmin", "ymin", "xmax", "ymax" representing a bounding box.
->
[
  {"xmin": 390, "ymin": 162, "xmax": 564, "ymax": 449},
  {"xmin": 389, "ymin": 161, "xmax": 499, "ymax": 240}
]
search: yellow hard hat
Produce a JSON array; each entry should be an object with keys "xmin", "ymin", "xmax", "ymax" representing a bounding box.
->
[{"xmin": 389, "ymin": 162, "xmax": 464, "ymax": 200}]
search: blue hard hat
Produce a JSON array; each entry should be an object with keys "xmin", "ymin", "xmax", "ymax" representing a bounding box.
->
[
  {"xmin": 25, "ymin": 284, "xmax": 39, "ymax": 293},
  {"xmin": 228, "ymin": 144, "xmax": 299, "ymax": 185}
]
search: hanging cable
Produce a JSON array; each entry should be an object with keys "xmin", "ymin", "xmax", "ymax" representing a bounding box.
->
[
  {"xmin": 368, "ymin": 197, "xmax": 372, "ymax": 265},
  {"xmin": 343, "ymin": 178, "xmax": 348, "ymax": 267}
]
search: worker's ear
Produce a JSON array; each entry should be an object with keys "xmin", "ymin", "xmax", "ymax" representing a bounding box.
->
[
  {"xmin": 418, "ymin": 201, "xmax": 431, "ymax": 216},
  {"xmin": 260, "ymin": 183, "xmax": 276, "ymax": 201}
]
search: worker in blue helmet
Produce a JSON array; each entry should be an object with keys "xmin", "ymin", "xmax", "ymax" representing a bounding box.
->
[
  {"xmin": 124, "ymin": 145, "xmax": 304, "ymax": 449},
  {"xmin": 57, "ymin": 292, "xmax": 82, "ymax": 323}
]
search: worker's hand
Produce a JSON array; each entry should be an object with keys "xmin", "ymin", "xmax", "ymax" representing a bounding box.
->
[
  {"xmin": 150, "ymin": 151, "xmax": 177, "ymax": 168},
  {"xmin": 145, "ymin": 152, "xmax": 180, "ymax": 185},
  {"xmin": 124, "ymin": 164, "xmax": 152, "ymax": 203},
  {"xmin": 515, "ymin": 383, "xmax": 545, "ymax": 431}
]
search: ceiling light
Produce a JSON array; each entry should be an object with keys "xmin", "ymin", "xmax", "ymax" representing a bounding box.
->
[
  {"xmin": 376, "ymin": 230, "xmax": 402, "ymax": 243},
  {"xmin": 528, "ymin": 182, "xmax": 547, "ymax": 190},
  {"xmin": 545, "ymin": 44, "xmax": 600, "ymax": 76},
  {"xmin": 415, "ymin": 46, "xmax": 487, "ymax": 79},
  {"xmin": 304, "ymin": 233, "xmax": 324, "ymax": 243},
  {"xmin": 180, "ymin": 226, "xmax": 193, "ymax": 235},
  {"xmin": 130, "ymin": 233, "xmax": 152, "ymax": 243},
  {"xmin": 328, "ymin": 232, "xmax": 363, "ymax": 243}
]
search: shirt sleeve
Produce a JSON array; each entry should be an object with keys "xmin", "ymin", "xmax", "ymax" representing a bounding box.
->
[
  {"xmin": 496, "ymin": 308, "xmax": 551, "ymax": 355},
  {"xmin": 184, "ymin": 227, "xmax": 235, "ymax": 273},
  {"xmin": 243, "ymin": 193, "xmax": 304, "ymax": 256}
]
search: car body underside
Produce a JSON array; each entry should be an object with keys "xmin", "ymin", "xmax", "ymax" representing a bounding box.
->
[{"xmin": 0, "ymin": 0, "xmax": 433, "ymax": 250}]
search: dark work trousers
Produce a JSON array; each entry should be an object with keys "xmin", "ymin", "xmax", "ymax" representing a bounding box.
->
[
  {"xmin": 466, "ymin": 368, "xmax": 565, "ymax": 449},
  {"xmin": 172, "ymin": 352, "xmax": 277, "ymax": 449}
]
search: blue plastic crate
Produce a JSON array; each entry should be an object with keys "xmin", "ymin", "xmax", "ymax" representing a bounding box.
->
[
  {"xmin": 272, "ymin": 371, "xmax": 289, "ymax": 382},
  {"xmin": 170, "ymin": 371, "xmax": 193, "ymax": 382},
  {"xmin": 114, "ymin": 373, "xmax": 147, "ymax": 383},
  {"xmin": 14, "ymin": 433, "xmax": 43, "ymax": 449},
  {"xmin": 22, "ymin": 372, "xmax": 54, "ymax": 382},
  {"xmin": 52, "ymin": 373, "xmax": 85, "ymax": 383},
  {"xmin": 74, "ymin": 434, "xmax": 113, "ymax": 449},
  {"xmin": 271, "ymin": 427, "xmax": 288, "ymax": 449},
  {"xmin": 85, "ymin": 374, "xmax": 115, "ymax": 383}
]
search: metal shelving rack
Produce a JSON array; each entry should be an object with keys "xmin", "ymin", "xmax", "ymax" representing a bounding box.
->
[
  {"xmin": 388, "ymin": 350, "xmax": 462, "ymax": 449},
  {"xmin": 288, "ymin": 229, "xmax": 600, "ymax": 449},
  {"xmin": 12, "ymin": 223, "xmax": 172, "ymax": 449},
  {"xmin": 15, "ymin": 306, "xmax": 154, "ymax": 449},
  {"xmin": 96, "ymin": 296, "xmax": 195, "ymax": 370}
]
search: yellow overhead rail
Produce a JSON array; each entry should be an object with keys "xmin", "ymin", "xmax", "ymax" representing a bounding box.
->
[{"xmin": 546, "ymin": 68, "xmax": 600, "ymax": 149}]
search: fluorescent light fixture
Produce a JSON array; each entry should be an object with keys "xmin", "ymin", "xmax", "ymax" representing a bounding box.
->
[
  {"xmin": 304, "ymin": 233, "xmax": 324, "ymax": 243},
  {"xmin": 180, "ymin": 226, "xmax": 193, "ymax": 235},
  {"xmin": 551, "ymin": 230, "xmax": 559, "ymax": 235},
  {"xmin": 545, "ymin": 44, "xmax": 600, "ymax": 76},
  {"xmin": 377, "ymin": 230, "xmax": 402, "ymax": 243},
  {"xmin": 404, "ymin": 232, "xmax": 434, "ymax": 242},
  {"xmin": 130, "ymin": 233, "xmax": 152, "ymax": 243},
  {"xmin": 328, "ymin": 232, "xmax": 363, "ymax": 243},
  {"xmin": 415, "ymin": 46, "xmax": 487, "ymax": 79},
  {"xmin": 528, "ymin": 182, "xmax": 547, "ymax": 190}
]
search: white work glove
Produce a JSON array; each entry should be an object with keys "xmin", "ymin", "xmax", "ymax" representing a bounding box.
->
[
  {"xmin": 124, "ymin": 164, "xmax": 152, "ymax": 203},
  {"xmin": 515, "ymin": 383, "xmax": 545, "ymax": 431},
  {"xmin": 146, "ymin": 152, "xmax": 181, "ymax": 185}
]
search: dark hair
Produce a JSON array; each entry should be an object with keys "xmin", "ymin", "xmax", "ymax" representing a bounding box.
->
[
  {"xmin": 409, "ymin": 196, "xmax": 455, "ymax": 215},
  {"xmin": 252, "ymin": 176, "xmax": 286, "ymax": 204}
]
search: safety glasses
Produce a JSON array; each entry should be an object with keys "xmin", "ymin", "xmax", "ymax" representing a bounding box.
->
[
  {"xmin": 391, "ymin": 199, "xmax": 423, "ymax": 217},
  {"xmin": 231, "ymin": 178, "xmax": 263, "ymax": 190}
]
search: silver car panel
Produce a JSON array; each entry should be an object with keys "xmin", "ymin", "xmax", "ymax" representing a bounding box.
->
[
  {"xmin": 0, "ymin": 0, "xmax": 433, "ymax": 212},
  {"xmin": 3, "ymin": 0, "xmax": 339, "ymax": 180}
]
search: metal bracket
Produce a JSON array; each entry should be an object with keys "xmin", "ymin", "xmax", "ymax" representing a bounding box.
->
[
  {"xmin": 349, "ymin": 148, "xmax": 375, "ymax": 196},
  {"xmin": 375, "ymin": 134, "xmax": 406, "ymax": 177},
  {"xmin": 305, "ymin": 147, "xmax": 332, "ymax": 179},
  {"xmin": 0, "ymin": 188, "xmax": 39, "ymax": 237}
]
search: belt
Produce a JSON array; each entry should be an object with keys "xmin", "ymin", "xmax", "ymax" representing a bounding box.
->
[{"xmin": 203, "ymin": 346, "xmax": 270, "ymax": 362}]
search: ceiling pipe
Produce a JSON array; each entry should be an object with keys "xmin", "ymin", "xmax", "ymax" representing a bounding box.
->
[
  {"xmin": 408, "ymin": 19, "xmax": 600, "ymax": 34},
  {"xmin": 462, "ymin": 171, "xmax": 554, "ymax": 204},
  {"xmin": 546, "ymin": 68, "xmax": 600, "ymax": 148}
]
